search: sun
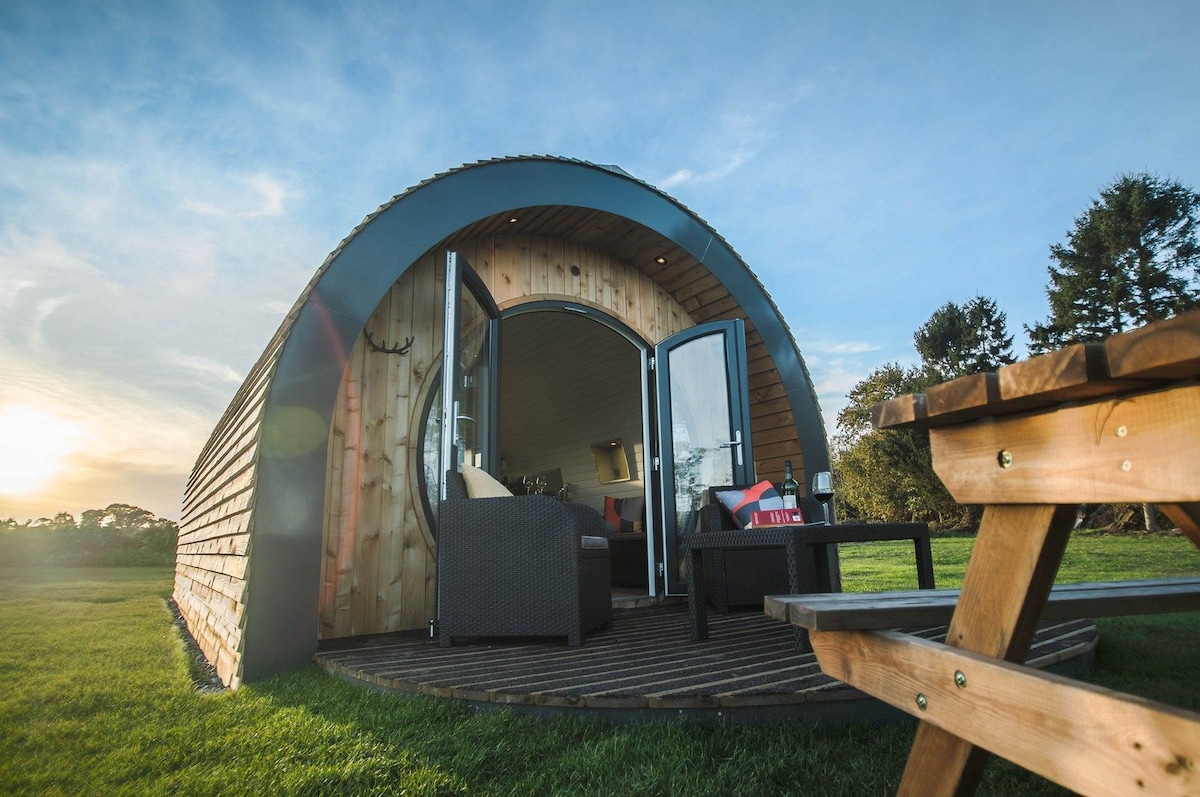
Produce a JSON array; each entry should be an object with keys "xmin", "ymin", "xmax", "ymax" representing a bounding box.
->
[{"xmin": 0, "ymin": 404, "xmax": 83, "ymax": 496}]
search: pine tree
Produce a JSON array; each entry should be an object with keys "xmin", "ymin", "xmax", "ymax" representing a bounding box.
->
[
  {"xmin": 914, "ymin": 295, "xmax": 1014, "ymax": 380},
  {"xmin": 1028, "ymin": 173, "xmax": 1199, "ymax": 353},
  {"xmin": 1027, "ymin": 173, "xmax": 1200, "ymax": 531}
]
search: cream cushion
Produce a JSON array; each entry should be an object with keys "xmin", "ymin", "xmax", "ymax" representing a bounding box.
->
[{"xmin": 461, "ymin": 464, "xmax": 513, "ymax": 498}]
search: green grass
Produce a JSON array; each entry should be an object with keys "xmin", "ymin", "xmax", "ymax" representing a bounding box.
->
[
  {"xmin": 837, "ymin": 529, "xmax": 1200, "ymax": 592},
  {"xmin": 2, "ymin": 535, "xmax": 1198, "ymax": 796}
]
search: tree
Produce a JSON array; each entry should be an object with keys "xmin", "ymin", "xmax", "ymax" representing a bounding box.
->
[
  {"xmin": 1027, "ymin": 173, "xmax": 1200, "ymax": 531},
  {"xmin": 915, "ymin": 296, "xmax": 1016, "ymax": 380},
  {"xmin": 835, "ymin": 295, "xmax": 1019, "ymax": 527},
  {"xmin": 0, "ymin": 504, "xmax": 177, "ymax": 567},
  {"xmin": 832, "ymin": 364, "xmax": 966, "ymax": 526},
  {"xmin": 1028, "ymin": 173, "xmax": 1200, "ymax": 353}
]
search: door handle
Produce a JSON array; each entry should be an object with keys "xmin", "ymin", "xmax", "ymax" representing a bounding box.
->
[{"xmin": 719, "ymin": 429, "xmax": 744, "ymax": 467}]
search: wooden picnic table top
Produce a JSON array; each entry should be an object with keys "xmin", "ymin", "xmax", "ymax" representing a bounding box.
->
[{"xmin": 872, "ymin": 309, "xmax": 1200, "ymax": 430}]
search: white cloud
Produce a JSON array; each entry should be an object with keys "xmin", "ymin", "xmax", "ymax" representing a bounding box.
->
[
  {"xmin": 0, "ymin": 277, "xmax": 36, "ymax": 311},
  {"xmin": 159, "ymin": 349, "xmax": 245, "ymax": 384},
  {"xmin": 658, "ymin": 118, "xmax": 768, "ymax": 190},
  {"xmin": 805, "ymin": 339, "xmax": 883, "ymax": 357},
  {"xmin": 31, "ymin": 296, "xmax": 71, "ymax": 346},
  {"xmin": 264, "ymin": 299, "xmax": 297, "ymax": 317},
  {"xmin": 182, "ymin": 172, "xmax": 295, "ymax": 219}
]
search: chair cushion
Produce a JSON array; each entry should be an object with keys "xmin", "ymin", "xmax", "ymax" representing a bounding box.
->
[
  {"xmin": 604, "ymin": 495, "xmax": 645, "ymax": 532},
  {"xmin": 461, "ymin": 464, "xmax": 513, "ymax": 498},
  {"xmin": 581, "ymin": 535, "xmax": 610, "ymax": 550},
  {"xmin": 715, "ymin": 481, "xmax": 784, "ymax": 529}
]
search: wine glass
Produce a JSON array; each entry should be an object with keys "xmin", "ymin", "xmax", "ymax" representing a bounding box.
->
[{"xmin": 811, "ymin": 471, "xmax": 834, "ymax": 524}]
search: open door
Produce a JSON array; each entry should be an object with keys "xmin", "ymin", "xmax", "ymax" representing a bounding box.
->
[
  {"xmin": 654, "ymin": 319, "xmax": 754, "ymax": 594},
  {"xmin": 438, "ymin": 251, "xmax": 500, "ymax": 499}
]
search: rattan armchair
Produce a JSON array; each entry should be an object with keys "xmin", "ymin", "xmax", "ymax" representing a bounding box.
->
[
  {"xmin": 438, "ymin": 471, "xmax": 612, "ymax": 646},
  {"xmin": 697, "ymin": 486, "xmax": 825, "ymax": 610}
]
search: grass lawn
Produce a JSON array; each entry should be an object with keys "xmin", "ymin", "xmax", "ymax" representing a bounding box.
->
[{"xmin": 2, "ymin": 533, "xmax": 1198, "ymax": 795}]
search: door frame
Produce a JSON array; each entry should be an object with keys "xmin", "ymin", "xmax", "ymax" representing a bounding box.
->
[
  {"xmin": 439, "ymin": 251, "xmax": 501, "ymax": 501},
  {"xmin": 502, "ymin": 301, "xmax": 662, "ymax": 596},
  {"xmin": 653, "ymin": 319, "xmax": 755, "ymax": 595},
  {"xmin": 438, "ymin": 290, "xmax": 756, "ymax": 599}
]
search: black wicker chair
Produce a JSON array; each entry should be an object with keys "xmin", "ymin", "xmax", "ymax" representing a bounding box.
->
[
  {"xmin": 697, "ymin": 486, "xmax": 825, "ymax": 610},
  {"xmin": 438, "ymin": 471, "xmax": 612, "ymax": 646}
]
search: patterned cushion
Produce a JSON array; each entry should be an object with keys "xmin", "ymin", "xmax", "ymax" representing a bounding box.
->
[
  {"xmin": 604, "ymin": 495, "xmax": 645, "ymax": 532},
  {"xmin": 715, "ymin": 481, "xmax": 784, "ymax": 529}
]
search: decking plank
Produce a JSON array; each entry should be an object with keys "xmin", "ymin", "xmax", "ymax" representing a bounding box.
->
[{"xmin": 312, "ymin": 604, "xmax": 1096, "ymax": 718}]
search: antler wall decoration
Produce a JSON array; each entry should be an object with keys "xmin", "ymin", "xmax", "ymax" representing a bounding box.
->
[{"xmin": 365, "ymin": 332, "xmax": 415, "ymax": 356}]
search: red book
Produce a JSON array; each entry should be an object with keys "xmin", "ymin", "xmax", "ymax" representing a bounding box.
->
[{"xmin": 748, "ymin": 508, "xmax": 807, "ymax": 528}]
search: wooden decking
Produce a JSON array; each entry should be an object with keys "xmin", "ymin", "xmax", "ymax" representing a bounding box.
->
[{"xmin": 313, "ymin": 603, "xmax": 1098, "ymax": 723}]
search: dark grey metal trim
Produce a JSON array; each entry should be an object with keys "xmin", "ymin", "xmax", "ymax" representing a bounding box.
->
[
  {"xmin": 502, "ymin": 300, "xmax": 651, "ymax": 349},
  {"xmin": 238, "ymin": 157, "xmax": 829, "ymax": 683}
]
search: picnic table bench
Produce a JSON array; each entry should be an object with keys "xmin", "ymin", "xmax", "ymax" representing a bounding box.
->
[
  {"xmin": 766, "ymin": 576, "xmax": 1200, "ymax": 631},
  {"xmin": 765, "ymin": 310, "xmax": 1200, "ymax": 797}
]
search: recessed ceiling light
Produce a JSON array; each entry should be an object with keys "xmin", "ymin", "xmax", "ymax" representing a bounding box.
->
[
  {"xmin": 508, "ymin": 217, "xmax": 518, "ymax": 223},
  {"xmin": 655, "ymin": 255, "xmax": 668, "ymax": 265}
]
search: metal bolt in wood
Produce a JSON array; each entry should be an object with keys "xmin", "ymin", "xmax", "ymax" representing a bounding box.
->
[
  {"xmin": 916, "ymin": 693, "xmax": 928, "ymax": 711},
  {"xmin": 955, "ymin": 670, "xmax": 967, "ymax": 689},
  {"xmin": 1116, "ymin": 424, "xmax": 1128, "ymax": 437},
  {"xmin": 997, "ymin": 450, "xmax": 1013, "ymax": 468}
]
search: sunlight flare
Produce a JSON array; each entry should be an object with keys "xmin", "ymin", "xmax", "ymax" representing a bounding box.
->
[{"xmin": 0, "ymin": 404, "xmax": 83, "ymax": 496}]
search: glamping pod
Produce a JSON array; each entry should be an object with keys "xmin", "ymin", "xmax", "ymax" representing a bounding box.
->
[{"xmin": 174, "ymin": 156, "xmax": 830, "ymax": 687}]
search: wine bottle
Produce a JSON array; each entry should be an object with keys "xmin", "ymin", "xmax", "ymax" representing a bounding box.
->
[{"xmin": 781, "ymin": 460, "xmax": 799, "ymax": 510}]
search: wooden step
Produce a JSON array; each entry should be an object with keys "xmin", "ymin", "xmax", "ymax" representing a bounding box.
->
[{"xmin": 766, "ymin": 577, "xmax": 1200, "ymax": 632}]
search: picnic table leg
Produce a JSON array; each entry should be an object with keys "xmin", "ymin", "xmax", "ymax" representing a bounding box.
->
[
  {"xmin": 897, "ymin": 504, "xmax": 1076, "ymax": 797},
  {"xmin": 1160, "ymin": 503, "xmax": 1200, "ymax": 549}
]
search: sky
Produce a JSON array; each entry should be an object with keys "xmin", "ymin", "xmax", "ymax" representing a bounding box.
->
[{"xmin": 1, "ymin": 1, "xmax": 1198, "ymax": 523}]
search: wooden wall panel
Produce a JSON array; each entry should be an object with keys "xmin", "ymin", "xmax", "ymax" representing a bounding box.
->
[
  {"xmin": 500, "ymin": 312, "xmax": 646, "ymax": 513},
  {"xmin": 318, "ymin": 259, "xmax": 443, "ymax": 639},
  {"xmin": 399, "ymin": 254, "xmax": 440, "ymax": 632}
]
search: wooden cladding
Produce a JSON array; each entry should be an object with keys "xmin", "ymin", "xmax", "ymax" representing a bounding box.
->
[
  {"xmin": 320, "ymin": 255, "xmax": 441, "ymax": 640},
  {"xmin": 500, "ymin": 312, "xmax": 646, "ymax": 513},
  {"xmin": 173, "ymin": 307, "xmax": 297, "ymax": 687}
]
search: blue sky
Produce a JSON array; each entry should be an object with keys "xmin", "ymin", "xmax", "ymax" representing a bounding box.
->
[{"xmin": 1, "ymin": 1, "xmax": 1198, "ymax": 521}]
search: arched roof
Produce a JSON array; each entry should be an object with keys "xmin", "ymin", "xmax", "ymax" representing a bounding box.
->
[{"xmin": 179, "ymin": 156, "xmax": 828, "ymax": 684}]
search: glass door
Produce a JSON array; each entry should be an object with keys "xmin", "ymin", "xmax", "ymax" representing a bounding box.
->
[
  {"xmin": 654, "ymin": 319, "xmax": 754, "ymax": 594},
  {"xmin": 438, "ymin": 251, "xmax": 500, "ymax": 499}
]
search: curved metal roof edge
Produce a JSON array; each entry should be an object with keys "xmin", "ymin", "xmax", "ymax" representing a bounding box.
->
[{"xmin": 190, "ymin": 154, "xmax": 826, "ymax": 481}]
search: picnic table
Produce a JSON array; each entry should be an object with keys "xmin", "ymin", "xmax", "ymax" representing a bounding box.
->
[{"xmin": 766, "ymin": 310, "xmax": 1200, "ymax": 796}]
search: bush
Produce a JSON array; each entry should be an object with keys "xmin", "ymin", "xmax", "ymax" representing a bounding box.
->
[{"xmin": 0, "ymin": 505, "xmax": 177, "ymax": 567}]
